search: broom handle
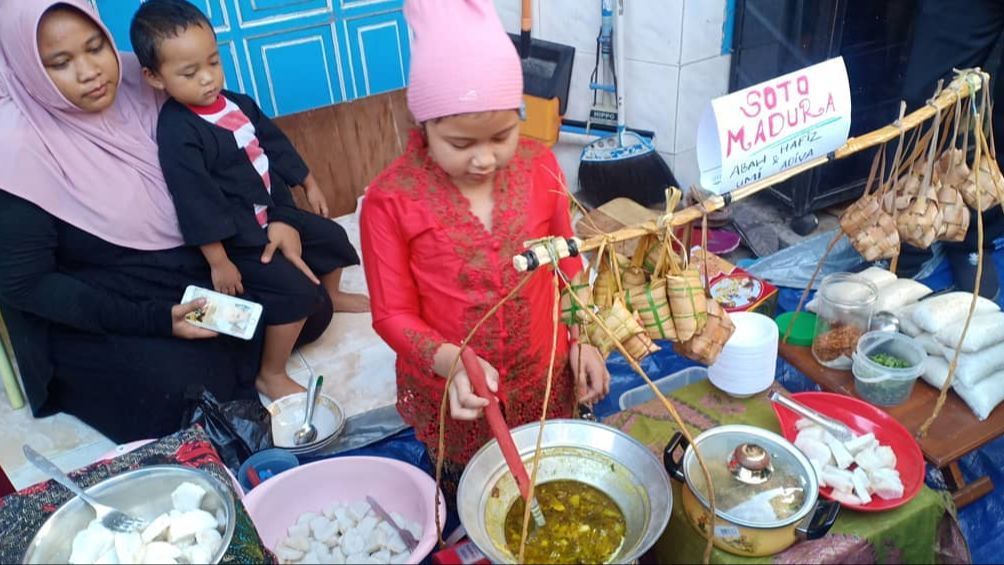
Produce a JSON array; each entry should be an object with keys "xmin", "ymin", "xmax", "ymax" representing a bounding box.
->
[
  {"xmin": 615, "ymin": 0, "xmax": 626, "ymax": 138},
  {"xmin": 520, "ymin": 0, "xmax": 532, "ymax": 58}
]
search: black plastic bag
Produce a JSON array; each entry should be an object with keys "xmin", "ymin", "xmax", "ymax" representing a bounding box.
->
[{"xmin": 182, "ymin": 388, "xmax": 272, "ymax": 473}]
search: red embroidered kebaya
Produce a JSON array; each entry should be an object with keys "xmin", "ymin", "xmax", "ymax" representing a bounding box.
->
[{"xmin": 361, "ymin": 131, "xmax": 583, "ymax": 464}]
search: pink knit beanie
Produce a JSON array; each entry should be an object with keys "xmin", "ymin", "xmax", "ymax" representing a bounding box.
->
[{"xmin": 404, "ymin": 0, "xmax": 524, "ymax": 122}]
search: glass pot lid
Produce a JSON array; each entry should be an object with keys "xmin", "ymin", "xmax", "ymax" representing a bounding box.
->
[{"xmin": 683, "ymin": 425, "xmax": 816, "ymax": 528}]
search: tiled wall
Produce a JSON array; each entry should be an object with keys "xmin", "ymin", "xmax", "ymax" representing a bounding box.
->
[{"xmin": 493, "ymin": 0, "xmax": 732, "ymax": 194}]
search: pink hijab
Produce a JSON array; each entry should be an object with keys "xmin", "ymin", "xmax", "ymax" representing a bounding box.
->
[{"xmin": 0, "ymin": 0, "xmax": 185, "ymax": 250}]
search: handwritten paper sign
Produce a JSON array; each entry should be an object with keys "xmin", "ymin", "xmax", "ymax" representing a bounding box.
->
[{"xmin": 697, "ymin": 57, "xmax": 852, "ymax": 194}]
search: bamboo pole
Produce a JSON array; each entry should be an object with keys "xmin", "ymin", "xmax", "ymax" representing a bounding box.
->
[{"xmin": 556, "ymin": 70, "xmax": 984, "ymax": 258}]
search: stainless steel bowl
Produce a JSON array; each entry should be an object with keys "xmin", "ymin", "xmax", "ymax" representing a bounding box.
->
[
  {"xmin": 457, "ymin": 420, "xmax": 672, "ymax": 564},
  {"xmin": 268, "ymin": 392, "xmax": 345, "ymax": 455},
  {"xmin": 22, "ymin": 465, "xmax": 236, "ymax": 564}
]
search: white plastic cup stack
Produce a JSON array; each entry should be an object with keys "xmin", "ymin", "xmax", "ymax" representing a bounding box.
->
[{"xmin": 708, "ymin": 312, "xmax": 779, "ymax": 397}]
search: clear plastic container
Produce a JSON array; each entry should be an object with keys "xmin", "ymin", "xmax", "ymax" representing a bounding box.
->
[
  {"xmin": 852, "ymin": 331, "xmax": 927, "ymax": 406},
  {"xmin": 618, "ymin": 367, "xmax": 708, "ymax": 410},
  {"xmin": 811, "ymin": 273, "xmax": 878, "ymax": 369}
]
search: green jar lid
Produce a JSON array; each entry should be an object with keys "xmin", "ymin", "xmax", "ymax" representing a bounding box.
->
[{"xmin": 775, "ymin": 312, "xmax": 817, "ymax": 347}]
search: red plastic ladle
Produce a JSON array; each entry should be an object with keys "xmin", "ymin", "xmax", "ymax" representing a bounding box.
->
[{"xmin": 460, "ymin": 347, "xmax": 545, "ymax": 526}]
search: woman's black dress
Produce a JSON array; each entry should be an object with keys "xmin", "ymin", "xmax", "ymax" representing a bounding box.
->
[{"xmin": 0, "ymin": 190, "xmax": 332, "ymax": 442}]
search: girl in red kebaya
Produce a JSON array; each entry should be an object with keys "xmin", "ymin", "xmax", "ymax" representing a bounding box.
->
[{"xmin": 360, "ymin": 0, "xmax": 611, "ymax": 474}]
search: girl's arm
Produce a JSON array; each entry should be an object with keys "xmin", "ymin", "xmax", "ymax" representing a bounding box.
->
[
  {"xmin": 0, "ymin": 191, "xmax": 174, "ymax": 337},
  {"xmin": 360, "ymin": 190, "xmax": 449, "ymax": 370}
]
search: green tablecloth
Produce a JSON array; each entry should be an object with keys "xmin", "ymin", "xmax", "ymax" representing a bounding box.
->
[{"xmin": 604, "ymin": 380, "xmax": 970, "ymax": 564}]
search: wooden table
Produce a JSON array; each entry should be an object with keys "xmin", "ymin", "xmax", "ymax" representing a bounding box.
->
[{"xmin": 779, "ymin": 342, "xmax": 1004, "ymax": 507}]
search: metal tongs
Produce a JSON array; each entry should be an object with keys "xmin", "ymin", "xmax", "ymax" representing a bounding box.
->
[
  {"xmin": 461, "ymin": 347, "xmax": 546, "ymax": 528},
  {"xmin": 768, "ymin": 390, "xmax": 856, "ymax": 442}
]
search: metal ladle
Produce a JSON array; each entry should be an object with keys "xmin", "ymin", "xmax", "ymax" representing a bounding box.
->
[{"xmin": 293, "ymin": 375, "xmax": 324, "ymax": 446}]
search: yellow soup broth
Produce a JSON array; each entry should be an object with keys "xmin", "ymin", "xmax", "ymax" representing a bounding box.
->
[{"xmin": 504, "ymin": 480, "xmax": 626, "ymax": 564}]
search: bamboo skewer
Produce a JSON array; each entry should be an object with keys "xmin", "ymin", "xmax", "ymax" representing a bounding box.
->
[{"xmin": 554, "ymin": 70, "xmax": 985, "ymax": 259}]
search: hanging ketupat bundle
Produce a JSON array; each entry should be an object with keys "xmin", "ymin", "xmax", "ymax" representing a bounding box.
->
[
  {"xmin": 840, "ymin": 144, "xmax": 900, "ymax": 260},
  {"xmin": 560, "ymin": 271, "xmax": 593, "ymax": 325},
  {"xmin": 587, "ymin": 299, "xmax": 648, "ymax": 358},
  {"xmin": 627, "ymin": 277, "xmax": 678, "ymax": 341},
  {"xmin": 894, "ymin": 108, "xmax": 945, "ymax": 249},
  {"xmin": 675, "ymin": 300, "xmax": 735, "ymax": 365},
  {"xmin": 933, "ymin": 99, "xmax": 971, "ymax": 242},
  {"xmin": 665, "ymin": 268, "xmax": 707, "ymax": 342},
  {"xmin": 959, "ymin": 84, "xmax": 1004, "ymax": 211},
  {"xmin": 620, "ymin": 265, "xmax": 648, "ymax": 307}
]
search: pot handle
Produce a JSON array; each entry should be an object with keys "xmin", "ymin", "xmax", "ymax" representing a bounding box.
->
[
  {"xmin": 795, "ymin": 499, "xmax": 840, "ymax": 541},
  {"xmin": 663, "ymin": 432, "xmax": 689, "ymax": 482}
]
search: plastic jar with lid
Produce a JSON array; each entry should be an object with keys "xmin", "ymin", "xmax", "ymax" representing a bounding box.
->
[{"xmin": 811, "ymin": 273, "xmax": 877, "ymax": 369}]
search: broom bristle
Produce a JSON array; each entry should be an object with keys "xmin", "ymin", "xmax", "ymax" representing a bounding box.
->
[{"xmin": 578, "ymin": 151, "xmax": 678, "ymax": 207}]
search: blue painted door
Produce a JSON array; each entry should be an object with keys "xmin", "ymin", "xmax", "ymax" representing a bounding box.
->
[{"xmin": 92, "ymin": 0, "xmax": 411, "ymax": 117}]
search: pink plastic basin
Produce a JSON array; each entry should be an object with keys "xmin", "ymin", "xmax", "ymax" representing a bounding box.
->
[{"xmin": 242, "ymin": 456, "xmax": 446, "ymax": 563}]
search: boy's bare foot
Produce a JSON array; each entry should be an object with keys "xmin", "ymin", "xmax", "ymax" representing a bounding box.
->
[
  {"xmin": 256, "ymin": 372, "xmax": 306, "ymax": 401},
  {"xmin": 331, "ymin": 291, "xmax": 370, "ymax": 313}
]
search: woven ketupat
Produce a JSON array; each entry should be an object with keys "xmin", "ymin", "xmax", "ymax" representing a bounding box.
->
[
  {"xmin": 560, "ymin": 271, "xmax": 592, "ymax": 325},
  {"xmin": 621, "ymin": 266, "xmax": 647, "ymax": 289},
  {"xmin": 936, "ymin": 148, "xmax": 971, "ymax": 242},
  {"xmin": 592, "ymin": 266, "xmax": 616, "ymax": 309},
  {"xmin": 960, "ymin": 158, "xmax": 1004, "ymax": 211},
  {"xmin": 642, "ymin": 242, "xmax": 665, "ymax": 275},
  {"xmin": 622, "ymin": 328, "xmax": 661, "ymax": 361},
  {"xmin": 665, "ymin": 269, "xmax": 708, "ymax": 341},
  {"xmin": 935, "ymin": 183, "xmax": 970, "ymax": 241},
  {"xmin": 587, "ymin": 300, "xmax": 647, "ymax": 359},
  {"xmin": 626, "ymin": 278, "xmax": 677, "ymax": 341},
  {"xmin": 893, "ymin": 168, "xmax": 942, "ymax": 249},
  {"xmin": 839, "ymin": 194, "xmax": 900, "ymax": 261},
  {"xmin": 675, "ymin": 299, "xmax": 735, "ymax": 365}
]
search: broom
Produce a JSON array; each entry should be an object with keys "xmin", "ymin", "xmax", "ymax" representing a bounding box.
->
[{"xmin": 577, "ymin": 0, "xmax": 678, "ymax": 208}]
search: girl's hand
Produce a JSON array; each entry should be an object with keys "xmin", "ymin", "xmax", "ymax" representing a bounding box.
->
[
  {"xmin": 172, "ymin": 299, "xmax": 218, "ymax": 339},
  {"xmin": 210, "ymin": 259, "xmax": 243, "ymax": 296},
  {"xmin": 261, "ymin": 221, "xmax": 320, "ymax": 284},
  {"xmin": 434, "ymin": 344, "xmax": 500, "ymax": 420},
  {"xmin": 304, "ymin": 183, "xmax": 329, "ymax": 217},
  {"xmin": 570, "ymin": 342, "xmax": 610, "ymax": 404}
]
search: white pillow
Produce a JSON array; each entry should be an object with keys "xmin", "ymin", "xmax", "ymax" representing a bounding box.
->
[
  {"xmin": 912, "ymin": 292, "xmax": 999, "ymax": 334},
  {"xmin": 873, "ymin": 279, "xmax": 932, "ymax": 313},
  {"xmin": 933, "ymin": 341, "xmax": 1004, "ymax": 387},
  {"xmin": 895, "ymin": 303, "xmax": 922, "ymax": 337},
  {"xmin": 923, "ymin": 356, "xmax": 1004, "ymax": 421},
  {"xmin": 933, "ymin": 312, "xmax": 1004, "ymax": 353},
  {"xmin": 914, "ymin": 333, "xmax": 944, "ymax": 356},
  {"xmin": 857, "ymin": 267, "xmax": 898, "ymax": 290}
]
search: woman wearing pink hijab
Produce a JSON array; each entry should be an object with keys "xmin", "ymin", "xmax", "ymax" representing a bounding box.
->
[{"xmin": 0, "ymin": 0, "xmax": 332, "ymax": 441}]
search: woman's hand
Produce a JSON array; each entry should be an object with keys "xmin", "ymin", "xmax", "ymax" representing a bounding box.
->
[
  {"xmin": 172, "ymin": 299, "xmax": 218, "ymax": 339},
  {"xmin": 261, "ymin": 221, "xmax": 320, "ymax": 284},
  {"xmin": 434, "ymin": 344, "xmax": 500, "ymax": 421},
  {"xmin": 570, "ymin": 342, "xmax": 610, "ymax": 404}
]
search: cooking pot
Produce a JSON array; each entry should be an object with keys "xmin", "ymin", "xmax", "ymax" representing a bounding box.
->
[
  {"xmin": 664, "ymin": 425, "xmax": 839, "ymax": 557},
  {"xmin": 457, "ymin": 419, "xmax": 672, "ymax": 563}
]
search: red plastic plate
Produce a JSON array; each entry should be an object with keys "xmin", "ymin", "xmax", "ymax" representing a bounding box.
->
[{"xmin": 772, "ymin": 392, "xmax": 925, "ymax": 512}]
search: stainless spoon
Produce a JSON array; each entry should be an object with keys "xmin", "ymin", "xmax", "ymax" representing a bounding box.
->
[
  {"xmin": 294, "ymin": 375, "xmax": 324, "ymax": 446},
  {"xmin": 23, "ymin": 445, "xmax": 147, "ymax": 533}
]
